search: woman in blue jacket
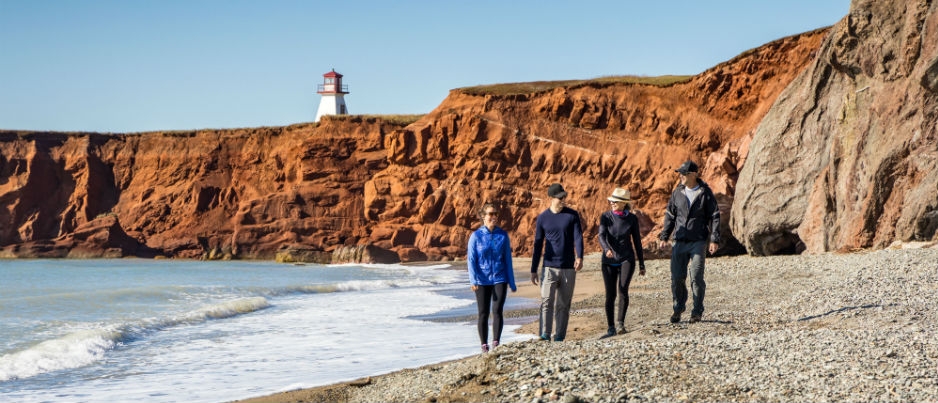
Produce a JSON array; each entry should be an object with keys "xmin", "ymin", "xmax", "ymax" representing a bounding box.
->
[{"xmin": 467, "ymin": 202, "xmax": 517, "ymax": 353}]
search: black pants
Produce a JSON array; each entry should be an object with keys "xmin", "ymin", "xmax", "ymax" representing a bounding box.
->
[
  {"xmin": 475, "ymin": 283, "xmax": 509, "ymax": 345},
  {"xmin": 601, "ymin": 261, "xmax": 635, "ymax": 329}
]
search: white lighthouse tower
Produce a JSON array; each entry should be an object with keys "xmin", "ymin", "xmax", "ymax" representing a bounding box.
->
[{"xmin": 314, "ymin": 69, "xmax": 349, "ymax": 122}]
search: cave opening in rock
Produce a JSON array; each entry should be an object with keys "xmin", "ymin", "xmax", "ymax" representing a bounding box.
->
[{"xmin": 770, "ymin": 232, "xmax": 806, "ymax": 255}]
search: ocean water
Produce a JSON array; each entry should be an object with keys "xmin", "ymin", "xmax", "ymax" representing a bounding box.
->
[{"xmin": 0, "ymin": 259, "xmax": 537, "ymax": 403}]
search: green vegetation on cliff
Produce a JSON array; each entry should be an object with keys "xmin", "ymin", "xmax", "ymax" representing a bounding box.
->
[{"xmin": 459, "ymin": 75, "xmax": 693, "ymax": 96}]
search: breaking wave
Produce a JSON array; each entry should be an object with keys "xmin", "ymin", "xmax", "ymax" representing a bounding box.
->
[{"xmin": 0, "ymin": 297, "xmax": 269, "ymax": 382}]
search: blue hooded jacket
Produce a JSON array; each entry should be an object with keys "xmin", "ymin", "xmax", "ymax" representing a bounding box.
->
[{"xmin": 467, "ymin": 226, "xmax": 516, "ymax": 291}]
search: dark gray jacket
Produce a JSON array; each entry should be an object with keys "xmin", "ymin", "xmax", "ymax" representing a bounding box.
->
[{"xmin": 658, "ymin": 180, "xmax": 721, "ymax": 243}]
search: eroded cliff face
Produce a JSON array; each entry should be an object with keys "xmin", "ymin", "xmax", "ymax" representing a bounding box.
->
[
  {"xmin": 0, "ymin": 27, "xmax": 829, "ymax": 261},
  {"xmin": 364, "ymin": 29, "xmax": 828, "ymax": 260},
  {"xmin": 1, "ymin": 120, "xmax": 393, "ymax": 259},
  {"xmin": 731, "ymin": 0, "xmax": 938, "ymax": 255}
]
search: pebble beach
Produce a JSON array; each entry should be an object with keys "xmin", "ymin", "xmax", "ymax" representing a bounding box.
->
[{"xmin": 237, "ymin": 246, "xmax": 938, "ymax": 403}]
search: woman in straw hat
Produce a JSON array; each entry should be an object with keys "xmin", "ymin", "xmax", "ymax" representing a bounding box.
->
[{"xmin": 598, "ymin": 188, "xmax": 646, "ymax": 337}]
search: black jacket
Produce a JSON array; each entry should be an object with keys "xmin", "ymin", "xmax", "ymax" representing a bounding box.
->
[
  {"xmin": 598, "ymin": 210, "xmax": 645, "ymax": 266},
  {"xmin": 659, "ymin": 180, "xmax": 721, "ymax": 243}
]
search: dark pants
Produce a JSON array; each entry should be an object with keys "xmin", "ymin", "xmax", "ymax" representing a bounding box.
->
[
  {"xmin": 475, "ymin": 283, "xmax": 509, "ymax": 345},
  {"xmin": 670, "ymin": 240, "xmax": 707, "ymax": 317},
  {"xmin": 601, "ymin": 261, "xmax": 635, "ymax": 329}
]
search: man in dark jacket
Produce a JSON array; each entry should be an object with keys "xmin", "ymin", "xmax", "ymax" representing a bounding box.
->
[{"xmin": 657, "ymin": 161, "xmax": 720, "ymax": 324}]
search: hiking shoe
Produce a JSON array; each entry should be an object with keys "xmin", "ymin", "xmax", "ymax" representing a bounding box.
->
[
  {"xmin": 670, "ymin": 312, "xmax": 681, "ymax": 323},
  {"xmin": 492, "ymin": 340, "xmax": 499, "ymax": 349},
  {"xmin": 616, "ymin": 326, "xmax": 628, "ymax": 335},
  {"xmin": 601, "ymin": 327, "xmax": 616, "ymax": 338},
  {"xmin": 481, "ymin": 344, "xmax": 489, "ymax": 353},
  {"xmin": 689, "ymin": 315, "xmax": 702, "ymax": 323},
  {"xmin": 553, "ymin": 336, "xmax": 564, "ymax": 342},
  {"xmin": 539, "ymin": 334, "xmax": 550, "ymax": 341}
]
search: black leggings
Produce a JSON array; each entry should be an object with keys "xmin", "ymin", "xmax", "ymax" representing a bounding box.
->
[
  {"xmin": 475, "ymin": 283, "xmax": 509, "ymax": 345},
  {"xmin": 601, "ymin": 261, "xmax": 636, "ymax": 329}
]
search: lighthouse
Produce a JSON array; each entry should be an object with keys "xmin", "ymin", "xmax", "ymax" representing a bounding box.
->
[{"xmin": 314, "ymin": 69, "xmax": 349, "ymax": 122}]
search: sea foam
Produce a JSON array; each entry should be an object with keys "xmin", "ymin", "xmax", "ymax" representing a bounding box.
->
[{"xmin": 0, "ymin": 297, "xmax": 270, "ymax": 381}]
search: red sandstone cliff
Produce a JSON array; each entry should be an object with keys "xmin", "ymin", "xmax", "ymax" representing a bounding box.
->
[
  {"xmin": 362, "ymin": 29, "xmax": 829, "ymax": 260},
  {"xmin": 1, "ymin": 27, "xmax": 830, "ymax": 261},
  {"xmin": 0, "ymin": 121, "xmax": 393, "ymax": 259}
]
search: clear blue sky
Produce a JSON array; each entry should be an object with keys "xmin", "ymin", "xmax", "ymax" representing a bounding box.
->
[{"xmin": 0, "ymin": 1, "xmax": 849, "ymax": 133}]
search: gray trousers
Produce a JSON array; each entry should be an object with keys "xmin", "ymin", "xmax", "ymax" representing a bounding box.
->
[
  {"xmin": 539, "ymin": 267, "xmax": 577, "ymax": 341},
  {"xmin": 670, "ymin": 240, "xmax": 707, "ymax": 317}
]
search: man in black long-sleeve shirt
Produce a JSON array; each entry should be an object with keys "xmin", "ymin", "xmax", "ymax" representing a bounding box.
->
[{"xmin": 530, "ymin": 183, "xmax": 584, "ymax": 342}]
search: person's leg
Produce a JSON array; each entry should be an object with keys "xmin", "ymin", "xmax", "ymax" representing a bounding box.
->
[
  {"xmin": 689, "ymin": 240, "xmax": 708, "ymax": 318},
  {"xmin": 600, "ymin": 264, "xmax": 618, "ymax": 331},
  {"xmin": 670, "ymin": 242, "xmax": 691, "ymax": 319},
  {"xmin": 616, "ymin": 260, "xmax": 636, "ymax": 331},
  {"xmin": 553, "ymin": 269, "xmax": 577, "ymax": 341},
  {"xmin": 475, "ymin": 285, "xmax": 494, "ymax": 345},
  {"xmin": 539, "ymin": 268, "xmax": 559, "ymax": 339},
  {"xmin": 491, "ymin": 283, "xmax": 509, "ymax": 344}
]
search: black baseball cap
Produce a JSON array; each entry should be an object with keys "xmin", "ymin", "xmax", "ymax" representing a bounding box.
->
[
  {"xmin": 675, "ymin": 161, "xmax": 699, "ymax": 174},
  {"xmin": 547, "ymin": 183, "xmax": 567, "ymax": 199}
]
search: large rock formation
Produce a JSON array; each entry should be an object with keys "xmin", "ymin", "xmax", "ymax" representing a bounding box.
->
[
  {"xmin": 731, "ymin": 0, "xmax": 938, "ymax": 255},
  {"xmin": 1, "ymin": 27, "xmax": 829, "ymax": 261}
]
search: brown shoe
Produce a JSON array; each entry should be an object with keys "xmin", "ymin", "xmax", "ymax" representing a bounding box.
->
[{"xmin": 689, "ymin": 315, "xmax": 702, "ymax": 323}]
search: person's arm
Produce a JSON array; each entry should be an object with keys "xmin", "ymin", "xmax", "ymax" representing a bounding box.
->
[
  {"xmin": 707, "ymin": 190, "xmax": 721, "ymax": 254},
  {"xmin": 530, "ymin": 216, "xmax": 544, "ymax": 285},
  {"xmin": 658, "ymin": 192, "xmax": 676, "ymax": 248},
  {"xmin": 631, "ymin": 215, "xmax": 646, "ymax": 275},
  {"xmin": 502, "ymin": 231, "xmax": 517, "ymax": 292},
  {"xmin": 598, "ymin": 213, "xmax": 613, "ymax": 258},
  {"xmin": 467, "ymin": 231, "xmax": 480, "ymax": 286},
  {"xmin": 660, "ymin": 194, "xmax": 676, "ymax": 240},
  {"xmin": 573, "ymin": 212, "xmax": 584, "ymax": 271}
]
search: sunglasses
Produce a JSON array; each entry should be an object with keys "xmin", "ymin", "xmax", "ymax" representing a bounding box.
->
[{"xmin": 483, "ymin": 211, "xmax": 499, "ymax": 216}]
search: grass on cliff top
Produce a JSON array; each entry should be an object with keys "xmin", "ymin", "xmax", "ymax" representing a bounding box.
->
[
  {"xmin": 459, "ymin": 75, "xmax": 692, "ymax": 96},
  {"xmin": 324, "ymin": 114, "xmax": 424, "ymax": 126}
]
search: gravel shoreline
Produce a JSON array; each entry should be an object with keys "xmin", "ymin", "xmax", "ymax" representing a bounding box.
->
[{"xmin": 236, "ymin": 247, "xmax": 938, "ymax": 403}]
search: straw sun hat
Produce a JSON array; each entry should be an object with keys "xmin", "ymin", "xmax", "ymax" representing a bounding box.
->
[{"xmin": 607, "ymin": 188, "xmax": 631, "ymax": 203}]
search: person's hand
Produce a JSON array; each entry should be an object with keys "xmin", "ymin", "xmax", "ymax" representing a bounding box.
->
[
  {"xmin": 471, "ymin": 285, "xmax": 478, "ymax": 291},
  {"xmin": 709, "ymin": 242, "xmax": 719, "ymax": 255},
  {"xmin": 604, "ymin": 249, "xmax": 614, "ymax": 258},
  {"xmin": 574, "ymin": 258, "xmax": 583, "ymax": 271},
  {"xmin": 658, "ymin": 240, "xmax": 669, "ymax": 250},
  {"xmin": 638, "ymin": 263, "xmax": 646, "ymax": 276},
  {"xmin": 510, "ymin": 286, "xmax": 517, "ymax": 293},
  {"xmin": 530, "ymin": 272, "xmax": 539, "ymax": 285}
]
